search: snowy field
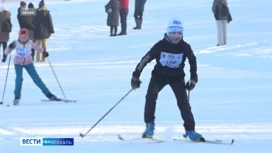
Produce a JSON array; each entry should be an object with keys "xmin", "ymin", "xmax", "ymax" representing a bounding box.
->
[{"xmin": 0, "ymin": 0, "xmax": 272, "ymax": 152}]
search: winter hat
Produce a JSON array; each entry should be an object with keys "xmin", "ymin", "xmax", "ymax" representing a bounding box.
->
[
  {"xmin": 0, "ymin": 6, "xmax": 7, "ymax": 12},
  {"xmin": 28, "ymin": 2, "xmax": 34, "ymax": 8},
  {"xmin": 19, "ymin": 28, "xmax": 29, "ymax": 36},
  {"xmin": 166, "ymin": 18, "xmax": 183, "ymax": 35},
  {"xmin": 20, "ymin": 1, "xmax": 26, "ymax": 7},
  {"xmin": 39, "ymin": 0, "xmax": 45, "ymax": 8}
]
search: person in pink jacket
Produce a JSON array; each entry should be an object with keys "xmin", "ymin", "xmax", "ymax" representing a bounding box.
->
[{"xmin": 4, "ymin": 28, "xmax": 59, "ymax": 105}]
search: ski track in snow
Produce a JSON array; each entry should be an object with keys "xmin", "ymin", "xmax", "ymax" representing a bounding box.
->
[{"xmin": 1, "ymin": 123, "xmax": 272, "ymax": 145}]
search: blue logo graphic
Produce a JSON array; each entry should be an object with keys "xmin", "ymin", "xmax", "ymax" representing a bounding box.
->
[
  {"xmin": 167, "ymin": 26, "xmax": 183, "ymax": 34},
  {"xmin": 43, "ymin": 138, "xmax": 74, "ymax": 146},
  {"xmin": 173, "ymin": 20, "xmax": 181, "ymax": 25}
]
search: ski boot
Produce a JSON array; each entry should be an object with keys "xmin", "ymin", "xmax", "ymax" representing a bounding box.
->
[
  {"xmin": 46, "ymin": 93, "xmax": 60, "ymax": 101},
  {"xmin": 13, "ymin": 97, "xmax": 20, "ymax": 106},
  {"xmin": 142, "ymin": 122, "xmax": 155, "ymax": 138},
  {"xmin": 186, "ymin": 130, "xmax": 205, "ymax": 142}
]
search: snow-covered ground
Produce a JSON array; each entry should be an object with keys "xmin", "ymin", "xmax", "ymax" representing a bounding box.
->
[{"xmin": 0, "ymin": 0, "xmax": 272, "ymax": 152}]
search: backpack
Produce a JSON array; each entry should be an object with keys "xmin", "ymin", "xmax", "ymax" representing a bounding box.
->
[
  {"xmin": 219, "ymin": 4, "xmax": 229, "ymax": 17},
  {"xmin": 1, "ymin": 18, "xmax": 12, "ymax": 32}
]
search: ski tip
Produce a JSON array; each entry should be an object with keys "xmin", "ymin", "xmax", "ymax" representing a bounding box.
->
[
  {"xmin": 231, "ymin": 139, "xmax": 235, "ymax": 145},
  {"xmin": 57, "ymin": 99, "xmax": 77, "ymax": 102},
  {"xmin": 64, "ymin": 100, "xmax": 77, "ymax": 103},
  {"xmin": 117, "ymin": 134, "xmax": 124, "ymax": 140}
]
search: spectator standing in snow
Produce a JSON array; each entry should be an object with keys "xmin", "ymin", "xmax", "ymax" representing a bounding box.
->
[
  {"xmin": 105, "ymin": 0, "xmax": 120, "ymax": 36},
  {"xmin": 118, "ymin": 0, "xmax": 129, "ymax": 35},
  {"xmin": 133, "ymin": 0, "xmax": 146, "ymax": 30},
  {"xmin": 0, "ymin": 6, "xmax": 12, "ymax": 62},
  {"xmin": 212, "ymin": 0, "xmax": 232, "ymax": 46},
  {"xmin": 35, "ymin": 0, "xmax": 54, "ymax": 62}
]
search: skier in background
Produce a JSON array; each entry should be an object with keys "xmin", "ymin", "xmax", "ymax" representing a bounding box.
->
[{"xmin": 4, "ymin": 28, "xmax": 59, "ymax": 106}]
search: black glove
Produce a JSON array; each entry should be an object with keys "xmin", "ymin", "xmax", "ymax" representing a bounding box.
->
[
  {"xmin": 227, "ymin": 13, "xmax": 233, "ymax": 23},
  {"xmin": 8, "ymin": 41, "xmax": 16, "ymax": 49},
  {"xmin": 2, "ymin": 55, "xmax": 7, "ymax": 63},
  {"xmin": 185, "ymin": 80, "xmax": 196, "ymax": 91},
  {"xmin": 42, "ymin": 51, "xmax": 49, "ymax": 58},
  {"xmin": 131, "ymin": 77, "xmax": 141, "ymax": 89}
]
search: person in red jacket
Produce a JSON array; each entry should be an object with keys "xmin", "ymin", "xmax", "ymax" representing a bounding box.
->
[{"xmin": 118, "ymin": 0, "xmax": 129, "ymax": 35}]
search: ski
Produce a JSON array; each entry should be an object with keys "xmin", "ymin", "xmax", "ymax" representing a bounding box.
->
[
  {"xmin": 173, "ymin": 134, "xmax": 234, "ymax": 145},
  {"xmin": 117, "ymin": 134, "xmax": 165, "ymax": 143},
  {"xmin": 117, "ymin": 134, "xmax": 233, "ymax": 145},
  {"xmin": 41, "ymin": 99, "xmax": 77, "ymax": 103},
  {"xmin": 204, "ymin": 139, "xmax": 234, "ymax": 145},
  {"xmin": 174, "ymin": 138, "xmax": 234, "ymax": 145}
]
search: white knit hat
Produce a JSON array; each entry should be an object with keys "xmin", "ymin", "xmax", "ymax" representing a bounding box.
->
[
  {"xmin": 166, "ymin": 18, "xmax": 183, "ymax": 34},
  {"xmin": 1, "ymin": 6, "xmax": 7, "ymax": 12}
]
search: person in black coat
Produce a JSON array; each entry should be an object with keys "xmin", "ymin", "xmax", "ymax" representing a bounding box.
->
[
  {"xmin": 17, "ymin": 1, "xmax": 36, "ymax": 60},
  {"xmin": 17, "ymin": 1, "xmax": 34, "ymax": 30},
  {"xmin": 105, "ymin": 0, "xmax": 120, "ymax": 36},
  {"xmin": 130, "ymin": 18, "xmax": 204, "ymax": 142},
  {"xmin": 34, "ymin": 0, "xmax": 54, "ymax": 62},
  {"xmin": 133, "ymin": 0, "xmax": 146, "ymax": 30},
  {"xmin": 17, "ymin": 1, "xmax": 27, "ymax": 28},
  {"xmin": 27, "ymin": 2, "xmax": 36, "ymax": 60}
]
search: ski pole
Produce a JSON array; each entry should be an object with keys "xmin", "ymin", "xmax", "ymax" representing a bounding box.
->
[
  {"xmin": 47, "ymin": 58, "xmax": 67, "ymax": 100},
  {"xmin": 0, "ymin": 55, "xmax": 12, "ymax": 105},
  {"xmin": 79, "ymin": 88, "xmax": 134, "ymax": 138},
  {"xmin": 187, "ymin": 90, "xmax": 190, "ymax": 102}
]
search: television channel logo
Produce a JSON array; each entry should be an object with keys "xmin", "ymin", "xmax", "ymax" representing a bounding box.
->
[
  {"xmin": 20, "ymin": 137, "xmax": 43, "ymax": 146},
  {"xmin": 20, "ymin": 138, "xmax": 74, "ymax": 146}
]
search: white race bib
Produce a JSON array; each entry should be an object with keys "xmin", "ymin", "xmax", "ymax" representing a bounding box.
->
[
  {"xmin": 160, "ymin": 52, "xmax": 183, "ymax": 68},
  {"xmin": 15, "ymin": 48, "xmax": 30, "ymax": 57}
]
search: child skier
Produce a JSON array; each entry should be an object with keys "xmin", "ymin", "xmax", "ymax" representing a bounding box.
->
[{"xmin": 4, "ymin": 28, "xmax": 59, "ymax": 105}]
